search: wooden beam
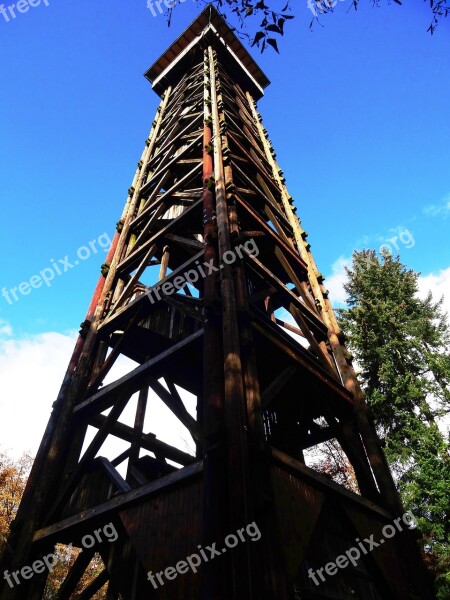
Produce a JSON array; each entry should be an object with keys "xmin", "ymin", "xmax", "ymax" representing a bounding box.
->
[
  {"xmin": 88, "ymin": 415, "xmax": 195, "ymax": 466},
  {"xmin": 56, "ymin": 549, "xmax": 94, "ymax": 600},
  {"xmin": 98, "ymin": 250, "xmax": 204, "ymax": 332},
  {"xmin": 261, "ymin": 366, "xmax": 297, "ymax": 410},
  {"xmin": 271, "ymin": 448, "xmax": 390, "ymax": 520},
  {"xmin": 245, "ymin": 251, "xmax": 328, "ymax": 339},
  {"xmin": 75, "ymin": 330, "xmax": 204, "ymax": 416},
  {"xmin": 251, "ymin": 312, "xmax": 351, "ymax": 404},
  {"xmin": 116, "ymin": 198, "xmax": 203, "ymax": 276},
  {"xmin": 147, "ymin": 376, "xmax": 202, "ymax": 442},
  {"xmin": 165, "ymin": 233, "xmax": 204, "ymax": 251},
  {"xmin": 49, "ymin": 392, "xmax": 132, "ymax": 518},
  {"xmin": 33, "ymin": 462, "xmax": 203, "ymax": 544}
]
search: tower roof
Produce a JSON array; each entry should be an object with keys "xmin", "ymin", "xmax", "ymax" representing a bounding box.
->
[{"xmin": 145, "ymin": 5, "xmax": 270, "ymax": 99}]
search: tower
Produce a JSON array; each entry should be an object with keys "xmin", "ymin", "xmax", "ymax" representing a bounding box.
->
[{"xmin": 1, "ymin": 6, "xmax": 433, "ymax": 599}]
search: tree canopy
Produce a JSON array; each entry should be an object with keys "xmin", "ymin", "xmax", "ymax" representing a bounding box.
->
[{"xmin": 338, "ymin": 250, "xmax": 450, "ymax": 598}]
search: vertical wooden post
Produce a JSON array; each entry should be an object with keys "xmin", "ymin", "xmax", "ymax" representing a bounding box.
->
[
  {"xmin": 246, "ymin": 90, "xmax": 402, "ymax": 514},
  {"xmin": 208, "ymin": 46, "xmax": 253, "ymax": 599},
  {"xmin": 201, "ymin": 48, "xmax": 227, "ymax": 600}
]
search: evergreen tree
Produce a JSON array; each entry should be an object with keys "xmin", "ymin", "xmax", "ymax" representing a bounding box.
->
[{"xmin": 338, "ymin": 250, "xmax": 450, "ymax": 598}]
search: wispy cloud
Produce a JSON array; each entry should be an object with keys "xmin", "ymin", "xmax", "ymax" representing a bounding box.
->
[
  {"xmin": 326, "ymin": 257, "xmax": 450, "ymax": 317},
  {"xmin": 0, "ymin": 330, "xmax": 77, "ymax": 458},
  {"xmin": 0, "ymin": 319, "xmax": 13, "ymax": 337},
  {"xmin": 326, "ymin": 256, "xmax": 352, "ymax": 306},
  {"xmin": 423, "ymin": 193, "xmax": 450, "ymax": 218},
  {"xmin": 0, "ymin": 328, "xmax": 197, "ymax": 461},
  {"xmin": 418, "ymin": 266, "xmax": 450, "ymax": 317}
]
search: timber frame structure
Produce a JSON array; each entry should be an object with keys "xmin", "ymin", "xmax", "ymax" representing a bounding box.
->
[{"xmin": 1, "ymin": 6, "xmax": 434, "ymax": 599}]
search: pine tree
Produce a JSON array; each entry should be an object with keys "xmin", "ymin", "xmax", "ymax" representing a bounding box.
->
[{"xmin": 338, "ymin": 250, "xmax": 450, "ymax": 598}]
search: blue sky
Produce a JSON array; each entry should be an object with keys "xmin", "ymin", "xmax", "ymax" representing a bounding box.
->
[
  {"xmin": 0, "ymin": 1, "xmax": 449, "ymax": 455},
  {"xmin": 1, "ymin": 0, "xmax": 449, "ymax": 335}
]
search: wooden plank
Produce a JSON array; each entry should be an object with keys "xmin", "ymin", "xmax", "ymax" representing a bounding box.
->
[
  {"xmin": 99, "ymin": 248, "xmax": 204, "ymax": 332},
  {"xmin": 271, "ymin": 448, "xmax": 391, "ymax": 519},
  {"xmin": 49, "ymin": 392, "xmax": 133, "ymax": 517},
  {"xmin": 117, "ymin": 198, "xmax": 203, "ymax": 275},
  {"xmin": 132, "ymin": 162, "xmax": 202, "ymax": 249},
  {"xmin": 250, "ymin": 312, "xmax": 351, "ymax": 403},
  {"xmin": 261, "ymin": 366, "xmax": 297, "ymax": 410},
  {"xmin": 274, "ymin": 318, "xmax": 305, "ymax": 338},
  {"xmin": 165, "ymin": 233, "xmax": 204, "ymax": 250},
  {"xmin": 245, "ymin": 251, "xmax": 328, "ymax": 339},
  {"xmin": 96, "ymin": 457, "xmax": 131, "ymax": 493},
  {"xmin": 233, "ymin": 161, "xmax": 292, "ymax": 232},
  {"xmin": 289, "ymin": 304, "xmax": 338, "ymax": 377},
  {"xmin": 88, "ymin": 415, "xmax": 195, "ymax": 466},
  {"xmin": 127, "ymin": 387, "xmax": 148, "ymax": 478},
  {"xmin": 33, "ymin": 461, "xmax": 204, "ymax": 544},
  {"xmin": 147, "ymin": 113, "xmax": 203, "ymax": 169},
  {"xmin": 146, "ymin": 376, "xmax": 202, "ymax": 441},
  {"xmin": 56, "ymin": 549, "xmax": 94, "ymax": 600},
  {"xmin": 138, "ymin": 133, "xmax": 203, "ymax": 199},
  {"xmin": 88, "ymin": 305, "xmax": 145, "ymax": 393},
  {"xmin": 108, "ymin": 244, "xmax": 158, "ymax": 316},
  {"xmin": 75, "ymin": 329, "xmax": 204, "ymax": 416},
  {"xmin": 235, "ymin": 193, "xmax": 307, "ymax": 276}
]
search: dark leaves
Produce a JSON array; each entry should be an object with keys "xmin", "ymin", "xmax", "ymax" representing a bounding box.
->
[
  {"xmin": 205, "ymin": 0, "xmax": 295, "ymax": 53},
  {"xmin": 266, "ymin": 23, "xmax": 282, "ymax": 33},
  {"xmin": 266, "ymin": 37, "xmax": 280, "ymax": 52},
  {"xmin": 251, "ymin": 30, "xmax": 266, "ymax": 46}
]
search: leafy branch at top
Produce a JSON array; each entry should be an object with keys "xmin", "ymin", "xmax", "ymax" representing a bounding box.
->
[
  {"xmin": 168, "ymin": 0, "xmax": 295, "ymax": 53},
  {"xmin": 309, "ymin": 0, "xmax": 449, "ymax": 35}
]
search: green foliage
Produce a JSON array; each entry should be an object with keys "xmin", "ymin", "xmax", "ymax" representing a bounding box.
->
[{"xmin": 338, "ymin": 250, "xmax": 450, "ymax": 595}]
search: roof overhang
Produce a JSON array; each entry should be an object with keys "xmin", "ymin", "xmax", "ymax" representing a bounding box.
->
[{"xmin": 144, "ymin": 5, "xmax": 270, "ymax": 100}]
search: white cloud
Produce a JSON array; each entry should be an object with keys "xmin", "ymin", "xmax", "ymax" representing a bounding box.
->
[
  {"xmin": 326, "ymin": 254, "xmax": 450, "ymax": 318},
  {"xmin": 423, "ymin": 194, "xmax": 450, "ymax": 218},
  {"xmin": 0, "ymin": 319, "xmax": 13, "ymax": 337},
  {"xmin": 0, "ymin": 330, "xmax": 77, "ymax": 458},
  {"xmin": 0, "ymin": 327, "xmax": 196, "ymax": 463},
  {"xmin": 326, "ymin": 256, "xmax": 351, "ymax": 306},
  {"xmin": 418, "ymin": 265, "xmax": 450, "ymax": 317},
  {"xmin": 1, "ymin": 259, "xmax": 448, "ymax": 464}
]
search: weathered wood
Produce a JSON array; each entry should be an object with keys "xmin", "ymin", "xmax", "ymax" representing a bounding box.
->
[
  {"xmin": 244, "ymin": 250, "xmax": 329, "ymax": 339},
  {"xmin": 209, "ymin": 46, "xmax": 254, "ymax": 600},
  {"xmin": 49, "ymin": 392, "xmax": 132, "ymax": 518},
  {"xmin": 88, "ymin": 415, "xmax": 195, "ymax": 466},
  {"xmin": 116, "ymin": 198, "xmax": 203, "ymax": 275},
  {"xmin": 75, "ymin": 329, "xmax": 204, "ymax": 416},
  {"xmin": 248, "ymin": 90, "xmax": 406, "ymax": 517},
  {"xmin": 108, "ymin": 244, "xmax": 157, "ymax": 316},
  {"xmin": 271, "ymin": 447, "xmax": 392, "ymax": 520},
  {"xmin": 158, "ymin": 245, "xmax": 170, "ymax": 281},
  {"xmin": 261, "ymin": 366, "xmax": 297, "ymax": 410},
  {"xmin": 55, "ymin": 549, "xmax": 94, "ymax": 600},
  {"xmin": 4, "ymin": 10, "xmax": 431, "ymax": 600},
  {"xmin": 33, "ymin": 461, "xmax": 203, "ymax": 544},
  {"xmin": 127, "ymin": 387, "xmax": 148, "ymax": 479},
  {"xmin": 251, "ymin": 313, "xmax": 352, "ymax": 403}
]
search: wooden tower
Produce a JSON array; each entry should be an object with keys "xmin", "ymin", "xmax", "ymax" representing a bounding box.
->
[{"xmin": 1, "ymin": 6, "xmax": 434, "ymax": 599}]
